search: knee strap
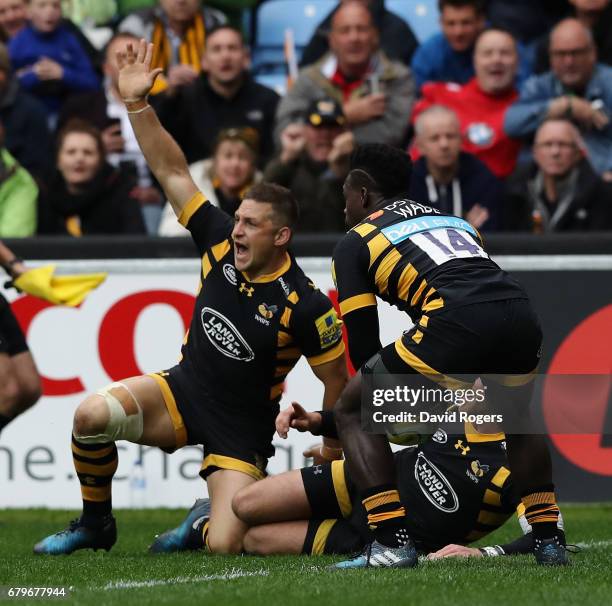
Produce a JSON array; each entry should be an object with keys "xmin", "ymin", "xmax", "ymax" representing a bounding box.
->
[{"xmin": 75, "ymin": 382, "xmax": 144, "ymax": 443}]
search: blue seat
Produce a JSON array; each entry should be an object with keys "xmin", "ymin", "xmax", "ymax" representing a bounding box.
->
[
  {"xmin": 386, "ymin": 0, "xmax": 440, "ymax": 43},
  {"xmin": 252, "ymin": 0, "xmax": 335, "ymax": 73}
]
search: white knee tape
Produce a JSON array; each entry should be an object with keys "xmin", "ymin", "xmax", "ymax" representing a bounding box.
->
[{"xmin": 75, "ymin": 382, "xmax": 144, "ymax": 443}]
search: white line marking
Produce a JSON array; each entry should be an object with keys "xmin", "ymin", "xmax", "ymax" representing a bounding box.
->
[
  {"xmin": 575, "ymin": 540, "xmax": 612, "ymax": 549},
  {"xmin": 102, "ymin": 568, "xmax": 269, "ymax": 591}
]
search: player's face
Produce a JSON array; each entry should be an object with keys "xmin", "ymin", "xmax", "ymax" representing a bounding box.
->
[
  {"xmin": 474, "ymin": 31, "xmax": 518, "ymax": 94},
  {"xmin": 440, "ymin": 5, "xmax": 484, "ymax": 52},
  {"xmin": 0, "ymin": 0, "xmax": 26, "ymax": 38},
  {"xmin": 27, "ymin": 0, "xmax": 61, "ymax": 33},
  {"xmin": 202, "ymin": 28, "xmax": 248, "ymax": 85},
  {"xmin": 232, "ymin": 199, "xmax": 281, "ymax": 273},
  {"xmin": 343, "ymin": 177, "xmax": 366, "ymax": 228},
  {"xmin": 417, "ymin": 113, "xmax": 462, "ymax": 170},
  {"xmin": 57, "ymin": 132, "xmax": 102, "ymax": 187},
  {"xmin": 533, "ymin": 121, "xmax": 581, "ymax": 177},
  {"xmin": 213, "ymin": 140, "xmax": 255, "ymax": 194}
]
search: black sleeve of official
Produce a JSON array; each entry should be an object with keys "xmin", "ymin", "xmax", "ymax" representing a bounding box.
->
[
  {"xmin": 343, "ymin": 306, "xmax": 382, "ymax": 370},
  {"xmin": 313, "ymin": 410, "xmax": 339, "ymax": 440}
]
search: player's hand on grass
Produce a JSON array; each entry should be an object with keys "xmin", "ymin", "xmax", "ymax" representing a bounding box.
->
[
  {"xmin": 427, "ymin": 544, "xmax": 483, "ymax": 560},
  {"xmin": 276, "ymin": 402, "xmax": 321, "ymax": 438},
  {"xmin": 116, "ymin": 38, "xmax": 163, "ymax": 102}
]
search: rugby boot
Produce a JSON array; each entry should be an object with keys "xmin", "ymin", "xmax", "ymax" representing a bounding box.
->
[
  {"xmin": 34, "ymin": 514, "xmax": 116, "ymax": 555},
  {"xmin": 534, "ymin": 536, "xmax": 570, "ymax": 566},
  {"xmin": 149, "ymin": 498, "xmax": 210, "ymax": 553},
  {"xmin": 332, "ymin": 539, "xmax": 418, "ymax": 569}
]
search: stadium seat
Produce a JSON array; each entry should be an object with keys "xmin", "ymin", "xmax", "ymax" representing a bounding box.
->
[
  {"xmin": 386, "ymin": 0, "xmax": 440, "ymax": 43},
  {"xmin": 251, "ymin": 0, "xmax": 335, "ymax": 74}
]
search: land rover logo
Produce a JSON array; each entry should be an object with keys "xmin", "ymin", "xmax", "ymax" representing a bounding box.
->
[
  {"xmin": 201, "ymin": 307, "xmax": 254, "ymax": 361},
  {"xmin": 414, "ymin": 452, "xmax": 459, "ymax": 513},
  {"xmin": 223, "ymin": 263, "xmax": 237, "ymax": 285}
]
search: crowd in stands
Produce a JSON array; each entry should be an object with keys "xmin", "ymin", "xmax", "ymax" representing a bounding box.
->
[{"xmin": 0, "ymin": 0, "xmax": 610, "ymax": 238}]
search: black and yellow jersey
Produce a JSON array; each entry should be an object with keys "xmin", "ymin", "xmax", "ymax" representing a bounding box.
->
[
  {"xmin": 176, "ymin": 191, "xmax": 345, "ymax": 408},
  {"xmin": 398, "ymin": 423, "xmax": 517, "ymax": 548},
  {"xmin": 332, "ymin": 199, "xmax": 527, "ymax": 324}
]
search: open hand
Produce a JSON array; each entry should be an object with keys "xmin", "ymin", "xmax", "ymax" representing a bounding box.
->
[
  {"xmin": 116, "ymin": 39, "xmax": 163, "ymax": 102},
  {"xmin": 427, "ymin": 544, "xmax": 483, "ymax": 560}
]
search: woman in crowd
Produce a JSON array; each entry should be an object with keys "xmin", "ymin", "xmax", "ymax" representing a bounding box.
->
[
  {"xmin": 37, "ymin": 119, "xmax": 145, "ymax": 235},
  {"xmin": 158, "ymin": 127, "xmax": 261, "ymax": 236}
]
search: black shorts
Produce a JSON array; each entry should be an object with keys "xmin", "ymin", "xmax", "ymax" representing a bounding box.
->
[
  {"xmin": 378, "ymin": 298, "xmax": 542, "ymax": 382},
  {"xmin": 149, "ymin": 363, "xmax": 277, "ymax": 481},
  {"xmin": 0, "ymin": 294, "xmax": 28, "ymax": 356},
  {"xmin": 301, "ymin": 445, "xmax": 515, "ymax": 554}
]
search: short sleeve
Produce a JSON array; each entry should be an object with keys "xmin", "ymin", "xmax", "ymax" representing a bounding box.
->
[
  {"xmin": 332, "ymin": 231, "xmax": 377, "ymax": 319},
  {"xmin": 292, "ymin": 290, "xmax": 345, "ymax": 368},
  {"xmin": 178, "ymin": 191, "xmax": 233, "ymax": 254}
]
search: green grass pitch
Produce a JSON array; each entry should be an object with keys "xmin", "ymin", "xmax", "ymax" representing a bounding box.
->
[{"xmin": 1, "ymin": 505, "xmax": 611, "ymax": 606}]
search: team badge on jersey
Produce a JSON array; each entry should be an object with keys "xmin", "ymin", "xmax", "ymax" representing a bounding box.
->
[
  {"xmin": 315, "ymin": 308, "xmax": 342, "ymax": 348},
  {"xmin": 466, "ymin": 459, "xmax": 490, "ymax": 483},
  {"xmin": 466, "ymin": 122, "xmax": 494, "ymax": 147},
  {"xmin": 258, "ymin": 303, "xmax": 278, "ymax": 320}
]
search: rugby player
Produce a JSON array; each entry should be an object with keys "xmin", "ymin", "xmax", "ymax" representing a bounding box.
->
[
  {"xmin": 327, "ymin": 144, "xmax": 567, "ymax": 567},
  {"xmin": 34, "ymin": 40, "xmax": 347, "ymax": 556},
  {"xmin": 0, "ymin": 241, "xmax": 41, "ymax": 438},
  {"xmin": 230, "ymin": 403, "xmax": 565, "ymax": 559}
]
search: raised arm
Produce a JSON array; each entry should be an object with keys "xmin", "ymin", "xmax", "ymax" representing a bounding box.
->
[{"xmin": 117, "ymin": 39, "xmax": 198, "ymax": 216}]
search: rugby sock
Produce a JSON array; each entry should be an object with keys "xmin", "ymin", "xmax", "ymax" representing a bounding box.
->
[
  {"xmin": 71, "ymin": 435, "xmax": 118, "ymax": 527},
  {"xmin": 201, "ymin": 521, "xmax": 211, "ymax": 552},
  {"xmin": 362, "ymin": 484, "xmax": 409, "ymax": 548},
  {"xmin": 522, "ymin": 485, "xmax": 560, "ymax": 539}
]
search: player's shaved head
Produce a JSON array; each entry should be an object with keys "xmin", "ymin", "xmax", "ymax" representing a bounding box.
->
[{"xmin": 348, "ymin": 144, "xmax": 412, "ymax": 198}]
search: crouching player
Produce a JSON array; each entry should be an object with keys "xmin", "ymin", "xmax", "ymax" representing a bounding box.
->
[
  {"xmin": 231, "ymin": 404, "xmax": 565, "ymax": 560},
  {"xmin": 33, "ymin": 40, "xmax": 347, "ymax": 556}
]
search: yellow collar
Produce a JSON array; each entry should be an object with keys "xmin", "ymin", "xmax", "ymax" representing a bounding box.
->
[{"xmin": 242, "ymin": 252, "xmax": 291, "ymax": 283}]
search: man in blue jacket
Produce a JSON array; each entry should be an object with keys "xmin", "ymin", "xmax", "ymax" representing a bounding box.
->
[{"xmin": 505, "ymin": 18, "xmax": 612, "ymax": 179}]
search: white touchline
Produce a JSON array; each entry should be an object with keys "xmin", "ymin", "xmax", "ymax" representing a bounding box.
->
[
  {"xmin": 102, "ymin": 568, "xmax": 269, "ymax": 591},
  {"xmin": 575, "ymin": 540, "xmax": 612, "ymax": 549}
]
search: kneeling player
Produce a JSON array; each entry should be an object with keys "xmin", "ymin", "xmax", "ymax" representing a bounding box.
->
[
  {"xmin": 231, "ymin": 404, "xmax": 565, "ymax": 561},
  {"xmin": 33, "ymin": 41, "xmax": 347, "ymax": 556}
]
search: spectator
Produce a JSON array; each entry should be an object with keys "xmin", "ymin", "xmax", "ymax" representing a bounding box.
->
[
  {"xmin": 155, "ymin": 24, "xmax": 279, "ymax": 165},
  {"xmin": 266, "ymin": 98, "xmax": 352, "ymax": 232},
  {"xmin": 8, "ymin": 0, "xmax": 99, "ymax": 122},
  {"xmin": 411, "ymin": 0, "xmax": 485, "ymax": 90},
  {"xmin": 505, "ymin": 18, "xmax": 612, "ymax": 178},
  {"xmin": 58, "ymin": 32, "xmax": 163, "ymax": 233},
  {"xmin": 118, "ymin": 0, "xmax": 226, "ymax": 95},
  {"xmin": 0, "ymin": 0, "xmax": 27, "ymax": 38},
  {"xmin": 534, "ymin": 1, "xmax": 612, "ymax": 73},
  {"xmin": 158, "ymin": 126, "xmax": 261, "ymax": 236},
  {"xmin": 409, "ymin": 105, "xmax": 501, "ymax": 231},
  {"xmin": 0, "ymin": 120, "xmax": 37, "ymax": 236},
  {"xmin": 37, "ymin": 120, "xmax": 146, "ymax": 235},
  {"xmin": 411, "ymin": 28, "xmax": 521, "ymax": 178},
  {"xmin": 0, "ymin": 42, "xmax": 50, "ymax": 178},
  {"xmin": 300, "ymin": 0, "xmax": 419, "ymax": 68},
  {"xmin": 275, "ymin": 1, "xmax": 414, "ymax": 149},
  {"xmin": 504, "ymin": 119, "xmax": 612, "ymax": 231}
]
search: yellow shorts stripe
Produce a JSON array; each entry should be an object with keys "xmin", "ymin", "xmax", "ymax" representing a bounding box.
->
[
  {"xmin": 178, "ymin": 191, "xmax": 207, "ymax": 226},
  {"xmin": 339, "ymin": 293, "xmax": 376, "ymax": 316},
  {"xmin": 394, "ymin": 339, "xmax": 471, "ymax": 390},
  {"xmin": 312, "ymin": 519, "xmax": 338, "ymax": 556},
  {"xmin": 307, "ymin": 341, "xmax": 345, "ymax": 367},
  {"xmin": 200, "ymin": 453, "xmax": 265, "ymax": 481},
  {"xmin": 81, "ymin": 485, "xmax": 112, "ymax": 502},
  {"xmin": 331, "ymin": 460, "xmax": 352, "ymax": 518},
  {"xmin": 149, "ymin": 373, "xmax": 188, "ymax": 449}
]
